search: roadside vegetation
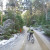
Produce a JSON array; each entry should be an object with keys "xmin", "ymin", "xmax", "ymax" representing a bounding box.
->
[
  {"xmin": 0, "ymin": 10, "xmax": 24, "ymax": 40},
  {"xmin": 0, "ymin": 0, "xmax": 50, "ymax": 40},
  {"xmin": 22, "ymin": 0, "xmax": 50, "ymax": 37}
]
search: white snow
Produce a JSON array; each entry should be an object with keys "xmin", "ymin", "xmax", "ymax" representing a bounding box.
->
[
  {"xmin": 0, "ymin": 40, "xmax": 8, "ymax": 45},
  {"xmin": 0, "ymin": 34, "xmax": 17, "ymax": 46}
]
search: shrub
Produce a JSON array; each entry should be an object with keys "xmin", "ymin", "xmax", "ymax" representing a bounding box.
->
[
  {"xmin": 0, "ymin": 10, "xmax": 24, "ymax": 40},
  {"xmin": 44, "ymin": 29, "xmax": 50, "ymax": 36},
  {"xmin": 3, "ymin": 35, "xmax": 11, "ymax": 39},
  {"xmin": 3, "ymin": 10, "xmax": 24, "ymax": 32},
  {"xmin": 43, "ymin": 25, "xmax": 50, "ymax": 37},
  {"xmin": 0, "ymin": 36, "xmax": 4, "ymax": 40},
  {"xmin": 2, "ymin": 32, "xmax": 11, "ymax": 39}
]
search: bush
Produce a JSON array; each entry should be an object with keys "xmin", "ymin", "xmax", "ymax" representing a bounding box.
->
[
  {"xmin": 0, "ymin": 36, "xmax": 4, "ymax": 40},
  {"xmin": 16, "ymin": 15, "xmax": 24, "ymax": 28},
  {"xmin": 3, "ymin": 35, "xmax": 11, "ymax": 39},
  {"xmin": 2, "ymin": 33, "xmax": 11, "ymax": 39},
  {"xmin": 10, "ymin": 29, "xmax": 18, "ymax": 34},
  {"xmin": 43, "ymin": 25, "xmax": 50, "ymax": 36},
  {"xmin": 3, "ymin": 10, "xmax": 24, "ymax": 32},
  {"xmin": 44, "ymin": 25, "xmax": 50, "ymax": 29},
  {"xmin": 44, "ymin": 29, "xmax": 50, "ymax": 36},
  {"xmin": 0, "ymin": 22, "xmax": 1, "ymax": 25},
  {"xmin": 0, "ymin": 10, "xmax": 24, "ymax": 40}
]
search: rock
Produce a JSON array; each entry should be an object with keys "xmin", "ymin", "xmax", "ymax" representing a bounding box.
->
[
  {"xmin": 3, "ymin": 19, "xmax": 15, "ymax": 34},
  {"xmin": 3, "ymin": 19, "xmax": 15, "ymax": 28},
  {"xmin": 0, "ymin": 25, "xmax": 3, "ymax": 34},
  {"xmin": 0, "ymin": 19, "xmax": 15, "ymax": 35},
  {"xmin": 3, "ymin": 19, "xmax": 15, "ymax": 29}
]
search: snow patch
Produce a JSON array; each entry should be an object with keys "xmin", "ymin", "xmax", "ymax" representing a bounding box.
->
[{"xmin": 0, "ymin": 34, "xmax": 17, "ymax": 46}]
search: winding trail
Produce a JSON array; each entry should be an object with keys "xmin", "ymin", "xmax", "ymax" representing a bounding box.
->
[
  {"xmin": 20, "ymin": 26, "xmax": 42, "ymax": 50},
  {"xmin": 0, "ymin": 26, "xmax": 49, "ymax": 50}
]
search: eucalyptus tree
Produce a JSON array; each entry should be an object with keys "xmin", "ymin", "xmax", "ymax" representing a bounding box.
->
[
  {"xmin": 7, "ymin": 0, "xmax": 16, "ymax": 11},
  {"xmin": 33, "ymin": 0, "xmax": 49, "ymax": 20},
  {"xmin": 0, "ymin": 0, "xmax": 3, "ymax": 9}
]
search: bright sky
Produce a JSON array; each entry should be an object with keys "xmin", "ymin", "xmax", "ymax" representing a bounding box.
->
[
  {"xmin": 22, "ymin": 0, "xmax": 24, "ymax": 2},
  {"xmin": 3, "ymin": 0, "xmax": 8, "ymax": 10},
  {"xmin": 2, "ymin": 0, "xmax": 24, "ymax": 10}
]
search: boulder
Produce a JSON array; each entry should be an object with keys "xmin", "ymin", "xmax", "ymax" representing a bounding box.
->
[
  {"xmin": 3, "ymin": 19, "xmax": 15, "ymax": 34},
  {"xmin": 0, "ymin": 25, "xmax": 3, "ymax": 34},
  {"xmin": 3, "ymin": 19, "xmax": 15, "ymax": 28}
]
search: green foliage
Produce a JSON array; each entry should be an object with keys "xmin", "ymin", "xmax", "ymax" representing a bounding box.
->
[
  {"xmin": 0, "ymin": 9, "xmax": 24, "ymax": 39},
  {"xmin": 3, "ymin": 33, "xmax": 11, "ymax": 36},
  {"xmin": 44, "ymin": 29, "xmax": 50, "ymax": 36},
  {"xmin": 3, "ymin": 35, "xmax": 11, "ymax": 39},
  {"xmin": 37, "ymin": 13, "xmax": 46, "ymax": 25},
  {"xmin": 3, "ymin": 15, "xmax": 8, "ymax": 22},
  {"xmin": 2, "ymin": 33, "xmax": 11, "ymax": 39},
  {"xmin": 3, "ymin": 10, "xmax": 24, "ymax": 33},
  {"xmin": 16, "ymin": 15, "xmax": 24, "ymax": 28},
  {"xmin": 3, "ymin": 10, "xmax": 15, "ymax": 21},
  {"xmin": 42, "ymin": 25, "xmax": 50, "ymax": 29},
  {"xmin": 42, "ymin": 25, "xmax": 50, "ymax": 37},
  {"xmin": 22, "ymin": 10, "xmax": 33, "ymax": 27},
  {"xmin": 0, "ymin": 11, "xmax": 2, "ymax": 25}
]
